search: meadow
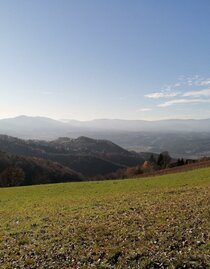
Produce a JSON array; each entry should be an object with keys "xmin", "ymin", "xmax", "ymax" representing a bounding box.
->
[{"xmin": 0, "ymin": 168, "xmax": 210, "ymax": 268}]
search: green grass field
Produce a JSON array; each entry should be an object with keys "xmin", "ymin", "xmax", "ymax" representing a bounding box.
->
[{"xmin": 0, "ymin": 168, "xmax": 210, "ymax": 268}]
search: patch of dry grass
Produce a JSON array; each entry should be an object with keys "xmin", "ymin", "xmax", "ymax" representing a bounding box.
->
[{"xmin": 0, "ymin": 168, "xmax": 210, "ymax": 268}]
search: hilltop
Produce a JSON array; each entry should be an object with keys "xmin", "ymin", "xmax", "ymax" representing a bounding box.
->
[
  {"xmin": 0, "ymin": 134, "xmax": 143, "ymax": 181},
  {"xmin": 1, "ymin": 133, "xmax": 210, "ymax": 186},
  {"xmin": 0, "ymin": 167, "xmax": 209, "ymax": 268}
]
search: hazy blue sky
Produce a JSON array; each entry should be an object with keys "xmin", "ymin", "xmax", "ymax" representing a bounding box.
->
[{"xmin": 1, "ymin": 0, "xmax": 210, "ymax": 120}]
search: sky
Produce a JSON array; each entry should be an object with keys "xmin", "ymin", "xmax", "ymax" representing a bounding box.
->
[{"xmin": 1, "ymin": 0, "xmax": 210, "ymax": 121}]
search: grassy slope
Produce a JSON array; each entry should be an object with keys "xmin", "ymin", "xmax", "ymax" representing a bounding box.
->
[{"xmin": 0, "ymin": 168, "xmax": 210, "ymax": 268}]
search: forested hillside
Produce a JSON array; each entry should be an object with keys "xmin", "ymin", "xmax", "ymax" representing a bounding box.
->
[{"xmin": 0, "ymin": 151, "xmax": 83, "ymax": 187}]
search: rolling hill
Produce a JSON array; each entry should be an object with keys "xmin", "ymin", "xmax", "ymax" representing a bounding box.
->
[
  {"xmin": 1, "ymin": 116, "xmax": 210, "ymax": 137},
  {"xmin": 0, "ymin": 151, "xmax": 83, "ymax": 187},
  {"xmin": 0, "ymin": 116, "xmax": 210, "ymax": 158},
  {"xmin": 0, "ymin": 135, "xmax": 143, "ymax": 178},
  {"xmin": 0, "ymin": 167, "xmax": 209, "ymax": 268}
]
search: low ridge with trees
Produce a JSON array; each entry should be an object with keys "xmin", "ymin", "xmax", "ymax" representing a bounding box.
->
[{"xmin": 0, "ymin": 134, "xmax": 209, "ymax": 187}]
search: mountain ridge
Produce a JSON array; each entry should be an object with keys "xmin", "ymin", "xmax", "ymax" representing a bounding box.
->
[
  {"xmin": 0, "ymin": 134, "xmax": 143, "ymax": 177},
  {"xmin": 1, "ymin": 115, "xmax": 210, "ymax": 133},
  {"xmin": 1, "ymin": 116, "xmax": 210, "ymax": 158}
]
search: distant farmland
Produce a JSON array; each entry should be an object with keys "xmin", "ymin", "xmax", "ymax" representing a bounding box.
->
[{"xmin": 0, "ymin": 168, "xmax": 210, "ymax": 268}]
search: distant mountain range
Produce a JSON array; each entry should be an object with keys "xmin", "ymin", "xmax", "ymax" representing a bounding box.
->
[
  {"xmin": 1, "ymin": 116, "xmax": 210, "ymax": 137},
  {"xmin": 0, "ymin": 116, "xmax": 69, "ymax": 139},
  {"xmin": 63, "ymin": 118, "xmax": 210, "ymax": 132},
  {"xmin": 0, "ymin": 116, "xmax": 210, "ymax": 158}
]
